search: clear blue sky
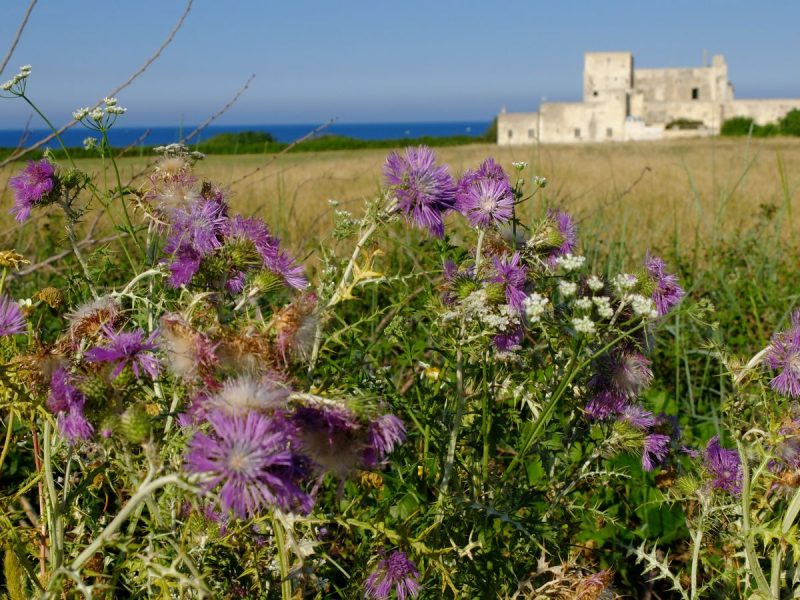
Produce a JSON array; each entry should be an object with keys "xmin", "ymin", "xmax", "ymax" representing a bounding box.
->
[{"xmin": 0, "ymin": 0, "xmax": 798, "ymax": 127}]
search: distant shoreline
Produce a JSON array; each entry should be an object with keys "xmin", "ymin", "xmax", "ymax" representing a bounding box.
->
[{"xmin": 0, "ymin": 121, "xmax": 494, "ymax": 150}]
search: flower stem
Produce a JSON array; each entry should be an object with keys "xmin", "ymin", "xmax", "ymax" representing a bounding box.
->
[{"xmin": 272, "ymin": 514, "xmax": 293, "ymax": 600}]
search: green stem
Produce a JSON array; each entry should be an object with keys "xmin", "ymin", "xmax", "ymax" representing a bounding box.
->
[
  {"xmin": 102, "ymin": 130, "xmax": 145, "ymax": 257},
  {"xmin": 272, "ymin": 514, "xmax": 293, "ymax": 600},
  {"xmin": 689, "ymin": 527, "xmax": 702, "ymax": 599},
  {"xmin": 42, "ymin": 421, "xmax": 62, "ymax": 571},
  {"xmin": 437, "ymin": 323, "xmax": 468, "ymax": 510},
  {"xmin": 21, "ymin": 96, "xmax": 75, "ymax": 168},
  {"xmin": 474, "ymin": 228, "xmax": 486, "ymax": 271},
  {"xmin": 737, "ymin": 440, "xmax": 772, "ymax": 598},
  {"xmin": 503, "ymin": 340, "xmax": 584, "ymax": 482},
  {"xmin": 63, "ymin": 213, "xmax": 99, "ymax": 299},
  {"xmin": 0, "ymin": 410, "xmax": 14, "ymax": 475}
]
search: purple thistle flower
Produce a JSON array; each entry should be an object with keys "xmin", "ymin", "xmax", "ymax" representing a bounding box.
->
[
  {"xmin": 185, "ymin": 410, "xmax": 313, "ymax": 518},
  {"xmin": 384, "ymin": 146, "xmax": 455, "ymax": 238},
  {"xmin": 47, "ymin": 367, "xmax": 93, "ymax": 441},
  {"xmin": 590, "ymin": 349, "xmax": 654, "ymax": 400},
  {"xmin": 363, "ymin": 414, "xmax": 406, "ymax": 468},
  {"xmin": 167, "ymin": 246, "xmax": 202, "ymax": 288},
  {"xmin": 85, "ymin": 325, "xmax": 161, "ymax": 380},
  {"xmin": 545, "ymin": 209, "xmax": 577, "ymax": 266},
  {"xmin": 0, "ymin": 296, "xmax": 26, "ymax": 336},
  {"xmin": 457, "ymin": 179, "xmax": 514, "ymax": 229},
  {"xmin": 584, "ymin": 389, "xmax": 627, "ymax": 420},
  {"xmin": 492, "ymin": 252, "xmax": 527, "ymax": 310},
  {"xmin": 621, "ymin": 404, "xmax": 656, "ymax": 430},
  {"xmin": 226, "ymin": 270, "xmax": 246, "ymax": 293},
  {"xmin": 645, "ymin": 255, "xmax": 684, "ymax": 316},
  {"xmin": 225, "ymin": 215, "xmax": 280, "ymax": 262},
  {"xmin": 492, "ymin": 327, "xmax": 523, "ymax": 352},
  {"xmin": 60, "ymin": 407, "xmax": 95, "ymax": 441},
  {"xmin": 165, "ymin": 199, "xmax": 227, "ymax": 257},
  {"xmin": 455, "ymin": 159, "xmax": 513, "ymax": 229},
  {"xmin": 764, "ymin": 314, "xmax": 800, "ymax": 398},
  {"xmin": 265, "ymin": 251, "xmax": 308, "ymax": 290},
  {"xmin": 642, "ymin": 433, "xmax": 670, "ymax": 471},
  {"xmin": 703, "ymin": 435, "xmax": 742, "ymax": 495},
  {"xmin": 364, "ymin": 550, "xmax": 421, "ymax": 600},
  {"xmin": 291, "ymin": 403, "xmax": 365, "ymax": 478},
  {"xmin": 9, "ymin": 159, "xmax": 55, "ymax": 222}
]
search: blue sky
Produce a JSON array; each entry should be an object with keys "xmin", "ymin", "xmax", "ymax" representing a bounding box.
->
[{"xmin": 0, "ymin": 0, "xmax": 798, "ymax": 127}]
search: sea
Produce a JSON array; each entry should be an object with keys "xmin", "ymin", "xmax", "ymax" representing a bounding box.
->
[{"xmin": 0, "ymin": 121, "xmax": 492, "ymax": 148}]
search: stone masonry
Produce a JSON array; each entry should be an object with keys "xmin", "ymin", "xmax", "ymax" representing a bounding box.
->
[{"xmin": 498, "ymin": 52, "xmax": 800, "ymax": 144}]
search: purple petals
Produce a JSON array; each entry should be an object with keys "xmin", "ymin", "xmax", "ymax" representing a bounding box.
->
[
  {"xmin": 703, "ymin": 435, "xmax": 742, "ymax": 495},
  {"xmin": 764, "ymin": 314, "xmax": 800, "ymax": 398},
  {"xmin": 9, "ymin": 159, "xmax": 55, "ymax": 222},
  {"xmin": 85, "ymin": 325, "xmax": 160, "ymax": 380},
  {"xmin": 384, "ymin": 146, "xmax": 455, "ymax": 237},
  {"xmin": 185, "ymin": 410, "xmax": 312, "ymax": 518},
  {"xmin": 365, "ymin": 550, "xmax": 421, "ymax": 600},
  {"xmin": 645, "ymin": 255, "xmax": 684, "ymax": 316},
  {"xmin": 0, "ymin": 296, "xmax": 26, "ymax": 336}
]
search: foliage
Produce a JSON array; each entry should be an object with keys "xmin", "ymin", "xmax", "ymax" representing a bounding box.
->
[
  {"xmin": 1, "ymin": 66, "xmax": 800, "ymax": 600},
  {"xmin": 721, "ymin": 109, "xmax": 800, "ymax": 138}
]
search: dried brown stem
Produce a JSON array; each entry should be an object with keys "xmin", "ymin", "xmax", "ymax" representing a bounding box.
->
[
  {"xmin": 0, "ymin": 0, "xmax": 38, "ymax": 77},
  {"xmin": 0, "ymin": 0, "xmax": 194, "ymax": 167}
]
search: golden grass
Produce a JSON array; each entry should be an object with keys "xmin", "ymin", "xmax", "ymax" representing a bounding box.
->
[{"xmin": 1, "ymin": 137, "xmax": 798, "ymax": 264}]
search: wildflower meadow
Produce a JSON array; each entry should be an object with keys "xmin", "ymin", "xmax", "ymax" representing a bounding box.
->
[{"xmin": 1, "ymin": 63, "xmax": 800, "ymax": 600}]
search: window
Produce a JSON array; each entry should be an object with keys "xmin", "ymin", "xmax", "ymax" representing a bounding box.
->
[
  {"xmin": 508, "ymin": 130, "xmax": 513, "ymax": 139},
  {"xmin": 606, "ymin": 128, "xmax": 613, "ymax": 138},
  {"xmin": 691, "ymin": 87, "xmax": 699, "ymax": 100},
  {"xmin": 592, "ymin": 90, "xmax": 598, "ymax": 97},
  {"xmin": 528, "ymin": 128, "xmax": 536, "ymax": 139},
  {"xmin": 574, "ymin": 128, "xmax": 581, "ymax": 138}
]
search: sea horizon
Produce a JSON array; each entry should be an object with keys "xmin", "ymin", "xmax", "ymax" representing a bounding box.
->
[{"xmin": 0, "ymin": 120, "xmax": 493, "ymax": 148}]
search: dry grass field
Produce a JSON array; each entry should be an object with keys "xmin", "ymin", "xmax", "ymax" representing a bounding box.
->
[{"xmin": 1, "ymin": 137, "xmax": 798, "ymax": 266}]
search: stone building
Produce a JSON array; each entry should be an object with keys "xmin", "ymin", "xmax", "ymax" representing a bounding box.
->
[{"xmin": 497, "ymin": 52, "xmax": 800, "ymax": 144}]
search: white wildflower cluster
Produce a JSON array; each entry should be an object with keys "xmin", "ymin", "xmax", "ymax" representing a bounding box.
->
[
  {"xmin": 592, "ymin": 296, "xmax": 614, "ymax": 319},
  {"xmin": 531, "ymin": 175, "xmax": 547, "ymax": 188},
  {"xmin": 443, "ymin": 289, "xmax": 519, "ymax": 333},
  {"xmin": 83, "ymin": 137, "xmax": 97, "ymax": 150},
  {"xmin": 571, "ymin": 315, "xmax": 596, "ymax": 335},
  {"xmin": 586, "ymin": 275, "xmax": 604, "ymax": 292},
  {"xmin": 574, "ymin": 297, "xmax": 593, "ymax": 311},
  {"xmin": 73, "ymin": 97, "xmax": 127, "ymax": 129},
  {"xmin": 523, "ymin": 292, "xmax": 549, "ymax": 324},
  {"xmin": 630, "ymin": 294, "xmax": 659, "ymax": 319},
  {"xmin": 613, "ymin": 273, "xmax": 638, "ymax": 294},
  {"xmin": 1, "ymin": 64, "xmax": 31, "ymax": 93},
  {"xmin": 512, "ymin": 161, "xmax": 528, "ymax": 170},
  {"xmin": 152, "ymin": 143, "xmax": 205, "ymax": 161},
  {"xmin": 554, "ymin": 253, "xmax": 586, "ymax": 272},
  {"xmin": 558, "ymin": 280, "xmax": 577, "ymax": 297}
]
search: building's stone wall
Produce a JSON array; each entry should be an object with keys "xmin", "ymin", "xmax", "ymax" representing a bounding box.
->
[{"xmin": 498, "ymin": 52, "xmax": 800, "ymax": 145}]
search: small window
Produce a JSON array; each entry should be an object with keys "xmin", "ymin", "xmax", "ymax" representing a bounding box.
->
[
  {"xmin": 574, "ymin": 128, "xmax": 581, "ymax": 138},
  {"xmin": 606, "ymin": 128, "xmax": 613, "ymax": 138},
  {"xmin": 508, "ymin": 130, "xmax": 513, "ymax": 139},
  {"xmin": 592, "ymin": 90, "xmax": 598, "ymax": 97},
  {"xmin": 528, "ymin": 128, "xmax": 536, "ymax": 139},
  {"xmin": 691, "ymin": 87, "xmax": 699, "ymax": 100}
]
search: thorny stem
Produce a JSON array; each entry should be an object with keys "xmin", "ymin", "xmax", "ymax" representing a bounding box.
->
[
  {"xmin": 689, "ymin": 527, "xmax": 702, "ymax": 599},
  {"xmin": 272, "ymin": 514, "xmax": 293, "ymax": 600},
  {"xmin": 437, "ymin": 322, "xmax": 468, "ymax": 512},
  {"xmin": 63, "ymin": 211, "xmax": 99, "ymax": 299},
  {"xmin": 737, "ymin": 440, "xmax": 772, "ymax": 598},
  {"xmin": 30, "ymin": 425, "xmax": 46, "ymax": 581},
  {"xmin": 474, "ymin": 228, "xmax": 486, "ymax": 271},
  {"xmin": 309, "ymin": 219, "xmax": 380, "ymax": 369},
  {"xmin": 0, "ymin": 410, "xmax": 14, "ymax": 475},
  {"xmin": 42, "ymin": 421, "xmax": 62, "ymax": 571}
]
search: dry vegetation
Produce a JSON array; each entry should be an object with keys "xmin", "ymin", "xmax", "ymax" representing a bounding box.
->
[{"xmin": 2, "ymin": 137, "xmax": 798, "ymax": 265}]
